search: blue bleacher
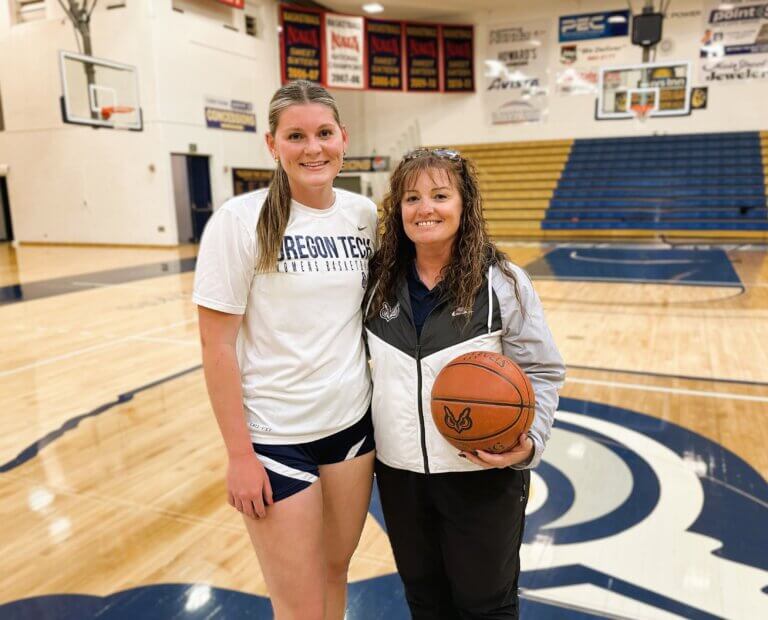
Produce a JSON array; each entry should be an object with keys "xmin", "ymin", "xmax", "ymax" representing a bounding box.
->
[{"xmin": 549, "ymin": 131, "xmax": 768, "ymax": 232}]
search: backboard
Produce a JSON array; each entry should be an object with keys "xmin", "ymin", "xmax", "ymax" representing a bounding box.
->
[
  {"xmin": 597, "ymin": 61, "xmax": 691, "ymax": 120},
  {"xmin": 59, "ymin": 51, "xmax": 143, "ymax": 130}
]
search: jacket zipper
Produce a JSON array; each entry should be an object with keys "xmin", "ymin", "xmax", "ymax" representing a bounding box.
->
[{"xmin": 415, "ymin": 343, "xmax": 430, "ymax": 474}]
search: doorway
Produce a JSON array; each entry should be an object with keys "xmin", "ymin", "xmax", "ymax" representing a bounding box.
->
[
  {"xmin": 0, "ymin": 176, "xmax": 12, "ymax": 242},
  {"xmin": 171, "ymin": 154, "xmax": 213, "ymax": 243}
]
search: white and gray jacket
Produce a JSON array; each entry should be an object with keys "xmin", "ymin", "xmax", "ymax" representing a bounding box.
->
[{"xmin": 364, "ymin": 262, "xmax": 565, "ymax": 474}]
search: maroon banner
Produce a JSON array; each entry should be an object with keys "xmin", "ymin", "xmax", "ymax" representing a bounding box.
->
[
  {"xmin": 280, "ymin": 5, "xmax": 324, "ymax": 84},
  {"xmin": 366, "ymin": 19, "xmax": 404, "ymax": 91},
  {"xmin": 405, "ymin": 24, "xmax": 439, "ymax": 92},
  {"xmin": 441, "ymin": 25, "xmax": 474, "ymax": 93},
  {"xmin": 215, "ymin": 0, "xmax": 244, "ymax": 8}
]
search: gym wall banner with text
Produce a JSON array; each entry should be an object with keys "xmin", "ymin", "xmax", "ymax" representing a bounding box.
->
[
  {"xmin": 700, "ymin": 0, "xmax": 768, "ymax": 83},
  {"xmin": 485, "ymin": 19, "xmax": 550, "ymax": 125},
  {"xmin": 279, "ymin": 5, "xmax": 474, "ymax": 93}
]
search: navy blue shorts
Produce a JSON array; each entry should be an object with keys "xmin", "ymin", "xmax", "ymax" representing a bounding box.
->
[{"xmin": 252, "ymin": 411, "xmax": 375, "ymax": 502}]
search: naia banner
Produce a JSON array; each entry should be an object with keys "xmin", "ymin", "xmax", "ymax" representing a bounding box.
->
[
  {"xmin": 325, "ymin": 14, "xmax": 365, "ymax": 89},
  {"xmin": 405, "ymin": 24, "xmax": 440, "ymax": 91},
  {"xmin": 280, "ymin": 6, "xmax": 324, "ymax": 83},
  {"xmin": 277, "ymin": 5, "xmax": 475, "ymax": 93},
  {"xmin": 442, "ymin": 26, "xmax": 474, "ymax": 92},
  {"xmin": 366, "ymin": 19, "xmax": 404, "ymax": 91}
]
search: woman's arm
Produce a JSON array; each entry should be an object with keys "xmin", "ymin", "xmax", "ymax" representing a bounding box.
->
[
  {"xmin": 198, "ymin": 305, "xmax": 273, "ymax": 518},
  {"xmin": 464, "ymin": 265, "xmax": 566, "ymax": 469}
]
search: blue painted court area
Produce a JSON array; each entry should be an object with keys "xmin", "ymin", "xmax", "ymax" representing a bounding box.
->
[{"xmin": 525, "ymin": 248, "xmax": 742, "ymax": 287}]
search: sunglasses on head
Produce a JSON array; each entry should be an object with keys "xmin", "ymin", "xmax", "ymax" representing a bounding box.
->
[{"xmin": 403, "ymin": 147, "xmax": 462, "ymax": 162}]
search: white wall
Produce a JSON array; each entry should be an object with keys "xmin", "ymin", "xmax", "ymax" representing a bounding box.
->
[
  {"xmin": 0, "ymin": 0, "xmax": 280, "ymax": 245},
  {"xmin": 349, "ymin": 0, "xmax": 767, "ymax": 162}
]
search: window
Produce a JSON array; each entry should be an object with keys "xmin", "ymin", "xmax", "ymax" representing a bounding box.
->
[
  {"xmin": 245, "ymin": 14, "xmax": 257, "ymax": 37},
  {"xmin": 244, "ymin": 1, "xmax": 262, "ymax": 39},
  {"xmin": 15, "ymin": 0, "xmax": 46, "ymax": 22}
]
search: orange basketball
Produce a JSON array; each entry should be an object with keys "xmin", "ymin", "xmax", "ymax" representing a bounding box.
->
[{"xmin": 430, "ymin": 351, "xmax": 535, "ymax": 454}]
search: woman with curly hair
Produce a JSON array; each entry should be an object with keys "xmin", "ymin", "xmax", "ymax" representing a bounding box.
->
[{"xmin": 364, "ymin": 148, "xmax": 565, "ymax": 619}]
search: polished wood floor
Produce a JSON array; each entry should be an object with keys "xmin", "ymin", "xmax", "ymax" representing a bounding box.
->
[{"xmin": 1, "ymin": 241, "xmax": 766, "ymax": 618}]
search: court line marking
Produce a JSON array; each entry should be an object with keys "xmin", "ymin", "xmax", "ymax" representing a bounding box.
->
[
  {"xmin": 568, "ymin": 250, "xmax": 704, "ymax": 265},
  {"xmin": 0, "ymin": 319, "xmax": 196, "ymax": 378},
  {"xmin": 70, "ymin": 281, "xmax": 177, "ymax": 292},
  {"xmin": 567, "ymin": 377, "xmax": 768, "ymax": 403},
  {"xmin": 568, "ymin": 364, "xmax": 768, "ymax": 387},
  {"xmin": 519, "ymin": 590, "xmax": 638, "ymax": 620},
  {"xmin": 131, "ymin": 335, "xmax": 199, "ymax": 347},
  {"xmin": 0, "ymin": 364, "xmax": 202, "ymax": 473},
  {"xmin": 533, "ymin": 274, "xmax": 744, "ymax": 287}
]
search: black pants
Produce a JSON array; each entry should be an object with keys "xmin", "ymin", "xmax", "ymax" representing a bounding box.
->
[{"xmin": 375, "ymin": 460, "xmax": 530, "ymax": 620}]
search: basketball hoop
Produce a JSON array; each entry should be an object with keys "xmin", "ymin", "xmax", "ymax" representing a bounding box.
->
[
  {"xmin": 630, "ymin": 103, "xmax": 653, "ymax": 123},
  {"xmin": 100, "ymin": 106, "xmax": 135, "ymax": 121}
]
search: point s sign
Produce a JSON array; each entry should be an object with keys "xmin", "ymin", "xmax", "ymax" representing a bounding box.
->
[{"xmin": 559, "ymin": 10, "xmax": 630, "ymax": 42}]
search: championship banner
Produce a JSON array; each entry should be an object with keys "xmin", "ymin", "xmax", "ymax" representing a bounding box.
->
[
  {"xmin": 700, "ymin": 0, "xmax": 768, "ymax": 82},
  {"xmin": 325, "ymin": 14, "xmax": 365, "ymax": 89},
  {"xmin": 485, "ymin": 19, "xmax": 550, "ymax": 124},
  {"xmin": 215, "ymin": 0, "xmax": 244, "ymax": 7},
  {"xmin": 405, "ymin": 24, "xmax": 440, "ymax": 91},
  {"xmin": 366, "ymin": 19, "xmax": 404, "ymax": 90},
  {"xmin": 441, "ymin": 26, "xmax": 475, "ymax": 92},
  {"xmin": 280, "ymin": 6, "xmax": 323, "ymax": 83}
]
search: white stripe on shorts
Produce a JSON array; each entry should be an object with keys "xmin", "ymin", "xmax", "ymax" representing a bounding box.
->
[
  {"xmin": 345, "ymin": 436, "xmax": 367, "ymax": 461},
  {"xmin": 257, "ymin": 455, "xmax": 318, "ymax": 483}
]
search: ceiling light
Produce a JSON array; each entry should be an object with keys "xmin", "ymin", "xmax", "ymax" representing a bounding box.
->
[{"xmin": 363, "ymin": 3, "xmax": 384, "ymax": 14}]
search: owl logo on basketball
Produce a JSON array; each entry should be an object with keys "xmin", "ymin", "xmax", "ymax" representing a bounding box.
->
[{"xmin": 443, "ymin": 406, "xmax": 473, "ymax": 433}]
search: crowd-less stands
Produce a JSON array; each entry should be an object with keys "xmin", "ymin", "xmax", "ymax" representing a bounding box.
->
[{"xmin": 450, "ymin": 131, "xmax": 768, "ymax": 240}]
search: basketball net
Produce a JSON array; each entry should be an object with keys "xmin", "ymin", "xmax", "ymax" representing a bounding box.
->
[
  {"xmin": 630, "ymin": 103, "xmax": 653, "ymax": 124},
  {"xmin": 100, "ymin": 106, "xmax": 135, "ymax": 121}
]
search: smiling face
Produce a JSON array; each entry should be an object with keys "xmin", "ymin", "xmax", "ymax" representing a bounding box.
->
[
  {"xmin": 266, "ymin": 103, "xmax": 348, "ymax": 202},
  {"xmin": 401, "ymin": 168, "xmax": 463, "ymax": 253}
]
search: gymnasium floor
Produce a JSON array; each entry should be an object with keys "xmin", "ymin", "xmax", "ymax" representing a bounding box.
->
[{"xmin": 0, "ymin": 240, "xmax": 766, "ymax": 619}]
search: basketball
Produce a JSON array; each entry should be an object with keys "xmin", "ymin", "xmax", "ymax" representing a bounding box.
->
[{"xmin": 430, "ymin": 351, "xmax": 535, "ymax": 454}]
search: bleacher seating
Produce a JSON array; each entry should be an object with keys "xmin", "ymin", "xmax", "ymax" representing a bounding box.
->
[{"xmin": 446, "ymin": 131, "xmax": 768, "ymax": 239}]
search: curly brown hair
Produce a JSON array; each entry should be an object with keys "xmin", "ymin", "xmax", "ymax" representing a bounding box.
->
[{"xmin": 366, "ymin": 150, "xmax": 521, "ymax": 323}]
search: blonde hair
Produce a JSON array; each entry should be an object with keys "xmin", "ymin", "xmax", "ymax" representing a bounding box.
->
[{"xmin": 256, "ymin": 81, "xmax": 342, "ymax": 272}]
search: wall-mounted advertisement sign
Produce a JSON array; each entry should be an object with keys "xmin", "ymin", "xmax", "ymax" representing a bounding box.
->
[
  {"xmin": 441, "ymin": 26, "xmax": 475, "ymax": 92},
  {"xmin": 559, "ymin": 10, "xmax": 630, "ymax": 42},
  {"xmin": 325, "ymin": 14, "xmax": 365, "ymax": 89},
  {"xmin": 700, "ymin": 0, "xmax": 768, "ymax": 82},
  {"xmin": 406, "ymin": 24, "xmax": 440, "ymax": 91},
  {"xmin": 341, "ymin": 156, "xmax": 391, "ymax": 172},
  {"xmin": 204, "ymin": 98, "xmax": 256, "ymax": 132},
  {"xmin": 233, "ymin": 169, "xmax": 273, "ymax": 196},
  {"xmin": 215, "ymin": 0, "xmax": 244, "ymax": 7},
  {"xmin": 280, "ymin": 6, "xmax": 324, "ymax": 83},
  {"xmin": 366, "ymin": 20, "xmax": 404, "ymax": 90},
  {"xmin": 485, "ymin": 19, "xmax": 549, "ymax": 124}
]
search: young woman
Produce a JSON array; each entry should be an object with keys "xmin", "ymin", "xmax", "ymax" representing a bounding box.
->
[
  {"xmin": 365, "ymin": 148, "xmax": 565, "ymax": 619},
  {"xmin": 193, "ymin": 80, "xmax": 377, "ymax": 620}
]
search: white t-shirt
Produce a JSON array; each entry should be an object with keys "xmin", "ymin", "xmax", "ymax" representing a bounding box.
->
[{"xmin": 193, "ymin": 188, "xmax": 378, "ymax": 444}]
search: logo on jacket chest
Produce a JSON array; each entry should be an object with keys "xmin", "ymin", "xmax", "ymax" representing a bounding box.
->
[
  {"xmin": 444, "ymin": 406, "xmax": 473, "ymax": 433},
  {"xmin": 379, "ymin": 302, "xmax": 400, "ymax": 322}
]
